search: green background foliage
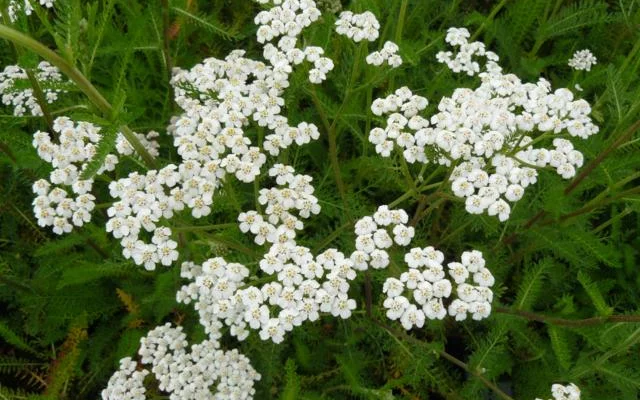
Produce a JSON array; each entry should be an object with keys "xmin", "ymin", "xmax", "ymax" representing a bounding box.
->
[{"xmin": 0, "ymin": 0, "xmax": 639, "ymax": 399}]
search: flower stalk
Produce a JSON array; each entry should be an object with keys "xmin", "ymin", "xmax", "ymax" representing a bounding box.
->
[{"xmin": 0, "ymin": 24, "xmax": 158, "ymax": 169}]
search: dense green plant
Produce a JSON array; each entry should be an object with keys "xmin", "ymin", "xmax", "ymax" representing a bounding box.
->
[{"xmin": 0, "ymin": 0, "xmax": 639, "ymax": 399}]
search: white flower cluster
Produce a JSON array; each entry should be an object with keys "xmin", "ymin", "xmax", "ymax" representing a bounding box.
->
[
  {"xmin": 31, "ymin": 117, "xmax": 158, "ymax": 235},
  {"xmin": 102, "ymin": 323, "xmax": 260, "ymax": 400},
  {"xmin": 0, "ymin": 61, "xmax": 65, "ymax": 116},
  {"xmin": 335, "ymin": 11, "xmax": 380, "ymax": 42},
  {"xmin": 101, "ymin": 0, "xmax": 326, "ymax": 271},
  {"xmin": 536, "ymin": 383, "xmax": 581, "ymax": 400},
  {"xmin": 370, "ymin": 87, "xmax": 429, "ymax": 162},
  {"xmin": 254, "ymin": 0, "xmax": 334, "ymax": 84},
  {"xmin": 366, "ymin": 41, "xmax": 403, "ymax": 68},
  {"xmin": 106, "ymin": 167, "xmax": 185, "ymax": 270},
  {"xmin": 351, "ymin": 205, "xmax": 415, "ymax": 270},
  {"xmin": 171, "ymin": 50, "xmax": 321, "ymax": 159},
  {"xmin": 243, "ymin": 164, "xmax": 321, "ymax": 245},
  {"xmin": 568, "ymin": 49, "xmax": 597, "ymax": 72},
  {"xmin": 369, "ymin": 27, "xmax": 599, "ymax": 220},
  {"xmin": 177, "ymin": 166, "xmax": 359, "ymax": 344},
  {"xmin": 383, "ymin": 248, "xmax": 494, "ymax": 329},
  {"xmin": 435, "ymin": 27, "xmax": 500, "ymax": 76},
  {"xmin": 3, "ymin": 0, "xmax": 55, "ymax": 22},
  {"xmin": 101, "ymin": 357, "xmax": 148, "ymax": 400}
]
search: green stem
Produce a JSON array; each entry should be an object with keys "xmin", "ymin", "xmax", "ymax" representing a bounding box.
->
[
  {"xmin": 592, "ymin": 207, "xmax": 633, "ymax": 234},
  {"xmin": 470, "ymin": 0, "xmax": 510, "ymax": 41},
  {"xmin": 399, "ymin": 156, "xmax": 417, "ymax": 194},
  {"xmin": 371, "ymin": 318, "xmax": 514, "ymax": 400},
  {"xmin": 394, "ymin": 0, "xmax": 409, "ymax": 44},
  {"xmin": 0, "ymin": 24, "xmax": 157, "ymax": 169},
  {"xmin": 389, "ymin": 0, "xmax": 409, "ymax": 90},
  {"xmin": 25, "ymin": 69, "xmax": 55, "ymax": 132},
  {"xmin": 564, "ymin": 119, "xmax": 640, "ymax": 195}
]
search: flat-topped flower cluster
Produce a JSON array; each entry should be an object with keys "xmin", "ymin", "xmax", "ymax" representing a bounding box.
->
[
  {"xmin": 0, "ymin": 61, "xmax": 65, "ymax": 116},
  {"xmin": 369, "ymin": 27, "xmax": 598, "ymax": 221},
  {"xmin": 102, "ymin": 323, "xmax": 261, "ymax": 400},
  {"xmin": 32, "ymin": 117, "xmax": 158, "ymax": 235},
  {"xmin": 17, "ymin": 0, "xmax": 599, "ymax": 398},
  {"xmin": 383, "ymin": 248, "xmax": 494, "ymax": 329}
]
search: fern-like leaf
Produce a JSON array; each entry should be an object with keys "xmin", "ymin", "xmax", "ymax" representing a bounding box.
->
[
  {"xmin": 537, "ymin": 0, "xmax": 618, "ymax": 41},
  {"xmin": 79, "ymin": 124, "xmax": 119, "ymax": 180},
  {"xmin": 171, "ymin": 7, "xmax": 242, "ymax": 40},
  {"xmin": 515, "ymin": 258, "xmax": 553, "ymax": 310}
]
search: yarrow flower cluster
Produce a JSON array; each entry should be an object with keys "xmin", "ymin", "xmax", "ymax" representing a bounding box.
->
[
  {"xmin": 0, "ymin": 61, "xmax": 65, "ymax": 116},
  {"xmin": 31, "ymin": 117, "xmax": 157, "ymax": 235},
  {"xmin": 73, "ymin": 2, "xmax": 588, "ymax": 397},
  {"xmin": 369, "ymin": 87, "xmax": 429, "ymax": 162},
  {"xmin": 536, "ymin": 383, "xmax": 581, "ymax": 400},
  {"xmin": 335, "ymin": 11, "xmax": 380, "ymax": 42},
  {"xmin": 254, "ymin": 0, "xmax": 334, "ymax": 83},
  {"xmin": 3, "ymin": 0, "xmax": 55, "ymax": 22},
  {"xmin": 101, "ymin": 358, "xmax": 148, "ymax": 400},
  {"xmin": 435, "ymin": 27, "xmax": 500, "ymax": 76},
  {"xmin": 177, "ymin": 165, "xmax": 359, "ymax": 344},
  {"xmin": 351, "ymin": 205, "xmax": 415, "ymax": 270},
  {"xmin": 101, "ymin": 323, "xmax": 260, "ymax": 400},
  {"xmin": 383, "ymin": 248, "xmax": 494, "ymax": 329},
  {"xmin": 102, "ymin": 0, "xmax": 328, "ymax": 270},
  {"xmin": 370, "ymin": 27, "xmax": 599, "ymax": 220},
  {"xmin": 366, "ymin": 41, "xmax": 403, "ymax": 68},
  {"xmin": 568, "ymin": 49, "xmax": 597, "ymax": 71}
]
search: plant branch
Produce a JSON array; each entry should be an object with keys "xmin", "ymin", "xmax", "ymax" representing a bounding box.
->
[
  {"xmin": 370, "ymin": 318, "xmax": 514, "ymax": 400},
  {"xmin": 0, "ymin": 24, "xmax": 158, "ymax": 168},
  {"xmin": 503, "ymin": 119, "xmax": 640, "ymax": 245},
  {"xmin": 564, "ymin": 119, "xmax": 640, "ymax": 195}
]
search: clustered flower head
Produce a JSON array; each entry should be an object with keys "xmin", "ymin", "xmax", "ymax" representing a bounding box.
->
[
  {"xmin": 335, "ymin": 11, "xmax": 380, "ymax": 42},
  {"xmin": 103, "ymin": 0, "xmax": 328, "ymax": 270},
  {"xmin": 351, "ymin": 205, "xmax": 415, "ymax": 270},
  {"xmin": 366, "ymin": 41, "xmax": 403, "ymax": 68},
  {"xmin": 101, "ymin": 323, "xmax": 260, "ymax": 400},
  {"xmin": 369, "ymin": 87, "xmax": 429, "ymax": 162},
  {"xmin": 435, "ymin": 27, "xmax": 500, "ymax": 76},
  {"xmin": 369, "ymin": 27, "xmax": 599, "ymax": 220},
  {"xmin": 101, "ymin": 357, "xmax": 148, "ymax": 400},
  {"xmin": 536, "ymin": 383, "xmax": 581, "ymax": 400},
  {"xmin": 0, "ymin": 61, "xmax": 65, "ymax": 116},
  {"xmin": 3, "ymin": 0, "xmax": 55, "ymax": 22},
  {"xmin": 568, "ymin": 49, "xmax": 597, "ymax": 71},
  {"xmin": 31, "ymin": 117, "xmax": 158, "ymax": 235},
  {"xmin": 76, "ymin": 1, "xmax": 590, "ymax": 396},
  {"xmin": 254, "ymin": 0, "xmax": 334, "ymax": 83},
  {"xmin": 383, "ymin": 248, "xmax": 494, "ymax": 329},
  {"xmin": 177, "ymin": 165, "xmax": 359, "ymax": 344}
]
